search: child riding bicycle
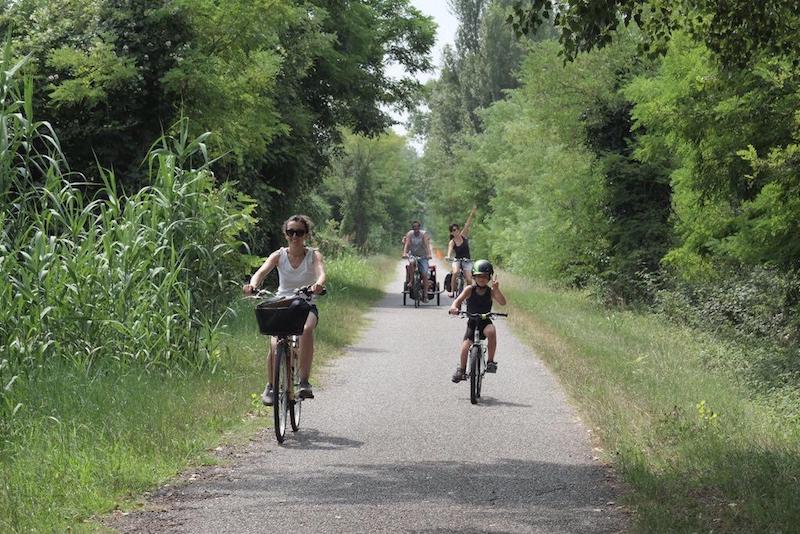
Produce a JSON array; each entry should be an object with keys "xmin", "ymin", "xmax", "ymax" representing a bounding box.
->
[
  {"xmin": 448, "ymin": 259, "xmax": 506, "ymax": 382},
  {"xmin": 243, "ymin": 214, "xmax": 327, "ymax": 405}
]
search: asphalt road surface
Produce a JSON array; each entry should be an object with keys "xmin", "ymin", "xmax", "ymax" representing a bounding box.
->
[{"xmin": 110, "ymin": 261, "xmax": 627, "ymax": 533}]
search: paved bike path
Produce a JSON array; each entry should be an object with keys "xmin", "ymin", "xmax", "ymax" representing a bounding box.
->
[{"xmin": 110, "ymin": 262, "xmax": 627, "ymax": 533}]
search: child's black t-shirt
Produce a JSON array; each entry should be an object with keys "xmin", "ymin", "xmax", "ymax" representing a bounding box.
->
[{"xmin": 466, "ymin": 285, "xmax": 492, "ymax": 315}]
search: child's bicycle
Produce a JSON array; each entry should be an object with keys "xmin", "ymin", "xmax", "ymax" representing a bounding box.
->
[
  {"xmin": 250, "ymin": 285, "xmax": 325, "ymax": 443},
  {"xmin": 457, "ymin": 310, "xmax": 508, "ymax": 404},
  {"xmin": 444, "ymin": 256, "xmax": 470, "ymax": 298}
]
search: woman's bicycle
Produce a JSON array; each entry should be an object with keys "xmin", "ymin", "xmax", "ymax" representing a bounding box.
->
[
  {"xmin": 457, "ymin": 311, "xmax": 508, "ymax": 404},
  {"xmin": 251, "ymin": 285, "xmax": 324, "ymax": 443},
  {"xmin": 445, "ymin": 256, "xmax": 470, "ymax": 298}
]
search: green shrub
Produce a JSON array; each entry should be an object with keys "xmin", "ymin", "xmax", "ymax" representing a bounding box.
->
[{"xmin": 655, "ymin": 266, "xmax": 800, "ymax": 344}]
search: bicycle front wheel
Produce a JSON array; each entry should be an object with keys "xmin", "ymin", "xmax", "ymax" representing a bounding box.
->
[
  {"xmin": 477, "ymin": 349, "xmax": 484, "ymax": 399},
  {"xmin": 289, "ymin": 349, "xmax": 301, "ymax": 432},
  {"xmin": 413, "ymin": 274, "xmax": 421, "ymax": 308},
  {"xmin": 469, "ymin": 345, "xmax": 481, "ymax": 404},
  {"xmin": 273, "ymin": 344, "xmax": 290, "ymax": 443},
  {"xmin": 456, "ymin": 274, "xmax": 464, "ymax": 298}
]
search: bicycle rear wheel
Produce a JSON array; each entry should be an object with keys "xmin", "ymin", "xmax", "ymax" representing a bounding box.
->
[
  {"xmin": 469, "ymin": 345, "xmax": 481, "ymax": 404},
  {"xmin": 289, "ymin": 400, "xmax": 301, "ymax": 431},
  {"xmin": 273, "ymin": 344, "xmax": 290, "ymax": 443}
]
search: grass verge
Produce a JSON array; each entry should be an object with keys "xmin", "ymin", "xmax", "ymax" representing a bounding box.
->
[
  {"xmin": 0, "ymin": 254, "xmax": 395, "ymax": 533},
  {"xmin": 504, "ymin": 275, "xmax": 800, "ymax": 533}
]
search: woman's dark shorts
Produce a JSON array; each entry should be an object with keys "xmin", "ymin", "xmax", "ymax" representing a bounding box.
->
[
  {"xmin": 463, "ymin": 318, "xmax": 492, "ymax": 341},
  {"xmin": 309, "ymin": 304, "xmax": 319, "ymax": 321}
]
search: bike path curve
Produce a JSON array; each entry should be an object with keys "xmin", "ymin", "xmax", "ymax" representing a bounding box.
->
[{"xmin": 110, "ymin": 261, "xmax": 627, "ymax": 533}]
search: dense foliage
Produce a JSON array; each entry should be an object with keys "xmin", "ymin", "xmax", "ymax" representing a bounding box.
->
[
  {"xmin": 413, "ymin": 0, "xmax": 534, "ymax": 244},
  {"xmin": 0, "ymin": 49, "xmax": 256, "ymax": 423},
  {"xmin": 0, "ymin": 0, "xmax": 435, "ymax": 251},
  {"xmin": 420, "ymin": 0, "xmax": 800, "ymax": 338},
  {"xmin": 508, "ymin": 0, "xmax": 800, "ymax": 67},
  {"xmin": 320, "ymin": 131, "xmax": 423, "ymax": 252}
]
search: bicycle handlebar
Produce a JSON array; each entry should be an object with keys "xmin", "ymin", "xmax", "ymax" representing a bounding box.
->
[
  {"xmin": 451, "ymin": 311, "xmax": 508, "ymax": 319},
  {"xmin": 445, "ymin": 257, "xmax": 470, "ymax": 262},
  {"xmin": 248, "ymin": 285, "xmax": 326, "ymax": 299}
]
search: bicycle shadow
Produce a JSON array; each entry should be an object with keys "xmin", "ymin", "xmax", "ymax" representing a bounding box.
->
[
  {"xmin": 280, "ymin": 428, "xmax": 364, "ymax": 451},
  {"xmin": 371, "ymin": 292, "xmax": 446, "ymax": 309},
  {"xmin": 470, "ymin": 395, "xmax": 532, "ymax": 409},
  {"xmin": 346, "ymin": 346, "xmax": 389, "ymax": 354}
]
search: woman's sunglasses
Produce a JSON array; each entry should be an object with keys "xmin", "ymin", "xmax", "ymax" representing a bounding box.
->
[{"xmin": 285, "ymin": 228, "xmax": 307, "ymax": 237}]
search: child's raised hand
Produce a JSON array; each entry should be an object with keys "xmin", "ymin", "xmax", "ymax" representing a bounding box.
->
[{"xmin": 491, "ymin": 274, "xmax": 499, "ymax": 290}]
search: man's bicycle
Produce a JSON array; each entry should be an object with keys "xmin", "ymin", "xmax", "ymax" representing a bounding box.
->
[
  {"xmin": 457, "ymin": 311, "xmax": 508, "ymax": 404},
  {"xmin": 251, "ymin": 286, "xmax": 324, "ymax": 443},
  {"xmin": 403, "ymin": 254, "xmax": 423, "ymax": 307},
  {"xmin": 445, "ymin": 256, "xmax": 470, "ymax": 298},
  {"xmin": 402, "ymin": 254, "xmax": 441, "ymax": 307}
]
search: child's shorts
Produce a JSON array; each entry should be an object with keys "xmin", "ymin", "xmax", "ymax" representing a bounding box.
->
[{"xmin": 463, "ymin": 317, "xmax": 492, "ymax": 341}]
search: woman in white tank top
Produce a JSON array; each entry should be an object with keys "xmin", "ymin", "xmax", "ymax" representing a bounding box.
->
[{"xmin": 243, "ymin": 214, "xmax": 327, "ymax": 404}]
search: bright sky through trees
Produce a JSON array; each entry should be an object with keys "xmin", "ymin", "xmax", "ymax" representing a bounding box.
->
[{"xmin": 388, "ymin": 0, "xmax": 457, "ymax": 143}]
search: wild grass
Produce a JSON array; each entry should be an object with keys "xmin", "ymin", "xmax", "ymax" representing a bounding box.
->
[
  {"xmin": 0, "ymin": 254, "xmax": 394, "ymax": 532},
  {"xmin": 504, "ymin": 274, "xmax": 800, "ymax": 532}
]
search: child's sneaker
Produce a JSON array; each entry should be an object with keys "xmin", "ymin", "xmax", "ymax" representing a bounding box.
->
[
  {"xmin": 486, "ymin": 361, "xmax": 498, "ymax": 373},
  {"xmin": 451, "ymin": 367, "xmax": 465, "ymax": 383}
]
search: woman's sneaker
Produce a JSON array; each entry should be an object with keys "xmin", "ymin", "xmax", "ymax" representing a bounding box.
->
[
  {"xmin": 451, "ymin": 367, "xmax": 465, "ymax": 383},
  {"xmin": 261, "ymin": 384, "xmax": 274, "ymax": 406},
  {"xmin": 486, "ymin": 361, "xmax": 498, "ymax": 373},
  {"xmin": 298, "ymin": 381, "xmax": 314, "ymax": 399}
]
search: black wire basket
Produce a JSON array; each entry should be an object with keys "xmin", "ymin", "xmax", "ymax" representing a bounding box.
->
[{"xmin": 255, "ymin": 297, "xmax": 311, "ymax": 336}]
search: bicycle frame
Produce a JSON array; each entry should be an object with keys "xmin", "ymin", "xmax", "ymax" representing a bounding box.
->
[
  {"xmin": 457, "ymin": 311, "xmax": 508, "ymax": 404},
  {"xmin": 249, "ymin": 285, "xmax": 323, "ymax": 443},
  {"xmin": 272, "ymin": 333, "xmax": 302, "ymax": 440},
  {"xmin": 403, "ymin": 254, "xmax": 424, "ymax": 307},
  {"xmin": 445, "ymin": 257, "xmax": 470, "ymax": 297},
  {"xmin": 467, "ymin": 319, "xmax": 487, "ymax": 404}
]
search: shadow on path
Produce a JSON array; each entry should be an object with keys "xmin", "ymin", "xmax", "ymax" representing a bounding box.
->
[
  {"xmin": 471, "ymin": 396, "xmax": 533, "ymax": 409},
  {"xmin": 279, "ymin": 428, "xmax": 364, "ymax": 451},
  {"xmin": 205, "ymin": 457, "xmax": 621, "ymax": 532}
]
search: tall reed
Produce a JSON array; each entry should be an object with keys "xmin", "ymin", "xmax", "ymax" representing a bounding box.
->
[{"xmin": 0, "ymin": 38, "xmax": 256, "ymax": 428}]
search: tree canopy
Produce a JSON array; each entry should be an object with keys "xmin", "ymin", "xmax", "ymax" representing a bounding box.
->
[
  {"xmin": 1, "ymin": 0, "xmax": 435, "ymax": 249},
  {"xmin": 508, "ymin": 0, "xmax": 800, "ymax": 67}
]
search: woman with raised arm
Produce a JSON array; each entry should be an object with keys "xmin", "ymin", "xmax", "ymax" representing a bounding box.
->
[
  {"xmin": 242, "ymin": 214, "xmax": 326, "ymax": 405},
  {"xmin": 446, "ymin": 206, "xmax": 477, "ymax": 298}
]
